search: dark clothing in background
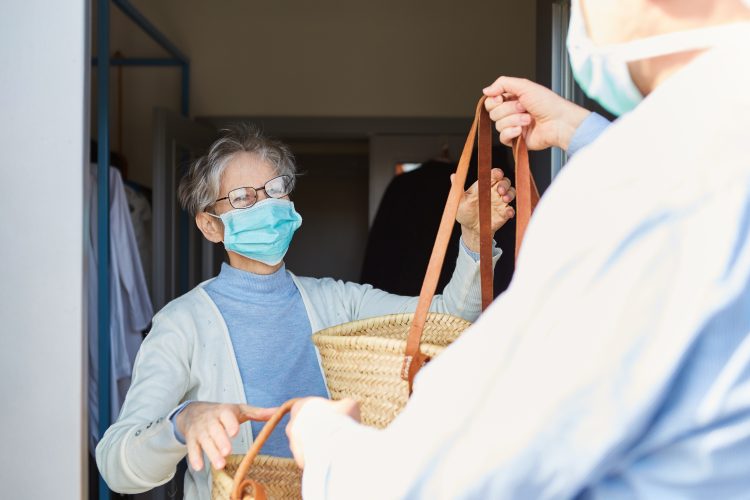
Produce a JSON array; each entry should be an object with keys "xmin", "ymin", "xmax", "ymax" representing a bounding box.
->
[{"xmin": 361, "ymin": 149, "xmax": 516, "ymax": 297}]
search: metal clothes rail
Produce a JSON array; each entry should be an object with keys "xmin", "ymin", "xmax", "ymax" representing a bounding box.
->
[{"xmin": 94, "ymin": 1, "xmax": 189, "ymax": 498}]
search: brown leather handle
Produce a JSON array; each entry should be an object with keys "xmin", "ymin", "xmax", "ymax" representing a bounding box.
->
[
  {"xmin": 512, "ymin": 137, "xmax": 539, "ymax": 260},
  {"xmin": 230, "ymin": 398, "xmax": 301, "ymax": 500},
  {"xmin": 401, "ymin": 97, "xmax": 495, "ymax": 392}
]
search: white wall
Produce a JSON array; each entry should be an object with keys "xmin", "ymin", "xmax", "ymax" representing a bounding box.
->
[{"xmin": 0, "ymin": 1, "xmax": 88, "ymax": 498}]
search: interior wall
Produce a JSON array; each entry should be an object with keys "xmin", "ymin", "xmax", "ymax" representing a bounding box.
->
[
  {"xmin": 284, "ymin": 145, "xmax": 370, "ymax": 282},
  {"xmin": 0, "ymin": 0, "xmax": 88, "ymax": 498},
  {"xmin": 93, "ymin": 0, "xmax": 537, "ymax": 187}
]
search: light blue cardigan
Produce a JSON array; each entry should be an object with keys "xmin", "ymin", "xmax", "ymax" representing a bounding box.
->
[{"xmin": 96, "ymin": 243, "xmax": 501, "ymax": 500}]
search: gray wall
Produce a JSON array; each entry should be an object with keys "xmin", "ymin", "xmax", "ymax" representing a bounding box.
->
[
  {"xmin": 0, "ymin": 1, "xmax": 88, "ymax": 498},
  {"xmin": 284, "ymin": 147, "xmax": 370, "ymax": 282}
]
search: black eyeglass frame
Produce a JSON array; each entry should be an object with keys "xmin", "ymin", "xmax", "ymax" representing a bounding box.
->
[{"xmin": 213, "ymin": 175, "xmax": 295, "ymax": 210}]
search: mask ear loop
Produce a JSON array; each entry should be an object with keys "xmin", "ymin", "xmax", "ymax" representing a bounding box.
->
[{"xmin": 591, "ymin": 21, "xmax": 750, "ymax": 62}]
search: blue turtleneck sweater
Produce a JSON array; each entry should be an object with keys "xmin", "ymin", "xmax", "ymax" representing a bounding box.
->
[{"xmin": 202, "ymin": 262, "xmax": 328, "ymax": 457}]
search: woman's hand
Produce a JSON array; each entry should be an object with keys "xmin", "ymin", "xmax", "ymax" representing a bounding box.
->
[
  {"xmin": 455, "ymin": 168, "xmax": 516, "ymax": 252},
  {"xmin": 175, "ymin": 402, "xmax": 276, "ymax": 471}
]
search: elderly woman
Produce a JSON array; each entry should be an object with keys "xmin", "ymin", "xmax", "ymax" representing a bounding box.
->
[{"xmin": 96, "ymin": 124, "xmax": 516, "ymax": 499}]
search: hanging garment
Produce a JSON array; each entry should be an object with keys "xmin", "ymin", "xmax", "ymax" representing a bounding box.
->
[
  {"xmin": 361, "ymin": 152, "xmax": 516, "ymax": 297},
  {"xmin": 124, "ymin": 183, "xmax": 153, "ymax": 293},
  {"xmin": 87, "ymin": 164, "xmax": 153, "ymax": 450}
]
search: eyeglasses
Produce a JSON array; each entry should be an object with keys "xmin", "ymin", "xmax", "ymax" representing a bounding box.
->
[{"xmin": 214, "ymin": 175, "xmax": 295, "ymax": 210}]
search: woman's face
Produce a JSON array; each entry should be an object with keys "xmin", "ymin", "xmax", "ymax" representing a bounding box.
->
[{"xmin": 212, "ymin": 151, "xmax": 290, "ymax": 216}]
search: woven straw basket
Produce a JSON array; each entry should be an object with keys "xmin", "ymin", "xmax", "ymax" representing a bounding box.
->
[
  {"xmin": 211, "ymin": 455, "xmax": 301, "ymax": 500},
  {"xmin": 313, "ymin": 312, "xmax": 470, "ymax": 428}
]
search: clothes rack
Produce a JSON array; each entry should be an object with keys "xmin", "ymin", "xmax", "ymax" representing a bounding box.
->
[{"xmin": 93, "ymin": 1, "xmax": 189, "ymax": 498}]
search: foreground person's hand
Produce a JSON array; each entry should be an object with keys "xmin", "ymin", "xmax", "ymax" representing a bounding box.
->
[
  {"xmin": 286, "ymin": 397, "xmax": 361, "ymax": 469},
  {"xmin": 483, "ymin": 76, "xmax": 591, "ymax": 151}
]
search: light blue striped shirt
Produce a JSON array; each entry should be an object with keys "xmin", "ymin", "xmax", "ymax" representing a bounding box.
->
[{"xmin": 568, "ymin": 112, "xmax": 611, "ymax": 158}]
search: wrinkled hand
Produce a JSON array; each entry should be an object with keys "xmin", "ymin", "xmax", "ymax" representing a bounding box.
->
[
  {"xmin": 455, "ymin": 168, "xmax": 516, "ymax": 252},
  {"xmin": 286, "ymin": 397, "xmax": 361, "ymax": 469},
  {"xmin": 483, "ymin": 76, "xmax": 591, "ymax": 151},
  {"xmin": 175, "ymin": 402, "xmax": 276, "ymax": 471}
]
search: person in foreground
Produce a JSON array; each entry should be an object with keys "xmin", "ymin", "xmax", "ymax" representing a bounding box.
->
[
  {"xmin": 286, "ymin": 1, "xmax": 750, "ymax": 498},
  {"xmin": 95, "ymin": 124, "xmax": 517, "ymax": 499}
]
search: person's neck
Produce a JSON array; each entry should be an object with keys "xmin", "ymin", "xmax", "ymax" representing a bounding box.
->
[
  {"xmin": 629, "ymin": 12, "xmax": 750, "ymax": 95},
  {"xmin": 629, "ymin": 49, "xmax": 705, "ymax": 95},
  {"xmin": 226, "ymin": 251, "xmax": 284, "ymax": 275}
]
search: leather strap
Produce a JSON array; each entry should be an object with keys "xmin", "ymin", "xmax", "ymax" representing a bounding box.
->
[
  {"xmin": 478, "ymin": 100, "xmax": 494, "ymax": 310},
  {"xmin": 237, "ymin": 479, "xmax": 266, "ymax": 500},
  {"xmin": 231, "ymin": 399, "xmax": 301, "ymax": 500},
  {"xmin": 402, "ymin": 97, "xmax": 494, "ymax": 392},
  {"xmin": 512, "ymin": 137, "xmax": 539, "ymax": 260}
]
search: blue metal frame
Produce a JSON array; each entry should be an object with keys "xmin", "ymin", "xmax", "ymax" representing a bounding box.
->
[
  {"xmin": 111, "ymin": 0, "xmax": 190, "ymax": 117},
  {"xmin": 95, "ymin": 1, "xmax": 189, "ymax": 498},
  {"xmin": 96, "ymin": 1, "xmax": 111, "ymax": 499},
  {"xmin": 112, "ymin": 0, "xmax": 188, "ymax": 62},
  {"xmin": 92, "ymin": 56, "xmax": 182, "ymax": 66}
]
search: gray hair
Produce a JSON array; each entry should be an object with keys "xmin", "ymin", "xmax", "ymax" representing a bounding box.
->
[{"xmin": 178, "ymin": 123, "xmax": 297, "ymax": 216}]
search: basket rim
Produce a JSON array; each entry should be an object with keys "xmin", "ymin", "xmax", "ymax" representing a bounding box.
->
[
  {"xmin": 312, "ymin": 312, "xmax": 471, "ymax": 338},
  {"xmin": 312, "ymin": 312, "xmax": 470, "ymax": 356},
  {"xmin": 312, "ymin": 333, "xmax": 452, "ymax": 355}
]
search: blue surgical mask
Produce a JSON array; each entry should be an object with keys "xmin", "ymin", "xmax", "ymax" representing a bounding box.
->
[
  {"xmin": 214, "ymin": 198, "xmax": 302, "ymax": 266},
  {"xmin": 567, "ymin": 0, "xmax": 750, "ymax": 116}
]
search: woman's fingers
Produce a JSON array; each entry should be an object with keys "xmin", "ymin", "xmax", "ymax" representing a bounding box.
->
[
  {"xmin": 208, "ymin": 420, "xmax": 232, "ymax": 458},
  {"xmin": 489, "ymin": 168, "xmax": 505, "ymax": 183},
  {"xmin": 239, "ymin": 404, "xmax": 276, "ymax": 422},
  {"xmin": 186, "ymin": 437, "xmax": 205, "ymax": 471},
  {"xmin": 504, "ymin": 186, "xmax": 517, "ymax": 204},
  {"xmin": 219, "ymin": 407, "xmax": 240, "ymax": 438},
  {"xmin": 493, "ymin": 174, "xmax": 511, "ymax": 191},
  {"xmin": 466, "ymin": 170, "xmax": 512, "ymax": 204},
  {"xmin": 199, "ymin": 432, "xmax": 226, "ymax": 470}
]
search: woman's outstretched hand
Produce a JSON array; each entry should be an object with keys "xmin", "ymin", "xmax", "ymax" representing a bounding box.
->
[{"xmin": 175, "ymin": 402, "xmax": 277, "ymax": 471}]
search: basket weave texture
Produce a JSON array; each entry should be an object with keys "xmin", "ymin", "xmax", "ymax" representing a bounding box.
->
[
  {"xmin": 312, "ymin": 312, "xmax": 470, "ymax": 428},
  {"xmin": 211, "ymin": 455, "xmax": 301, "ymax": 500}
]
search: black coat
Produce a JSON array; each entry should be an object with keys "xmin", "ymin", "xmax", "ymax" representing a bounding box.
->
[{"xmin": 361, "ymin": 150, "xmax": 516, "ymax": 298}]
